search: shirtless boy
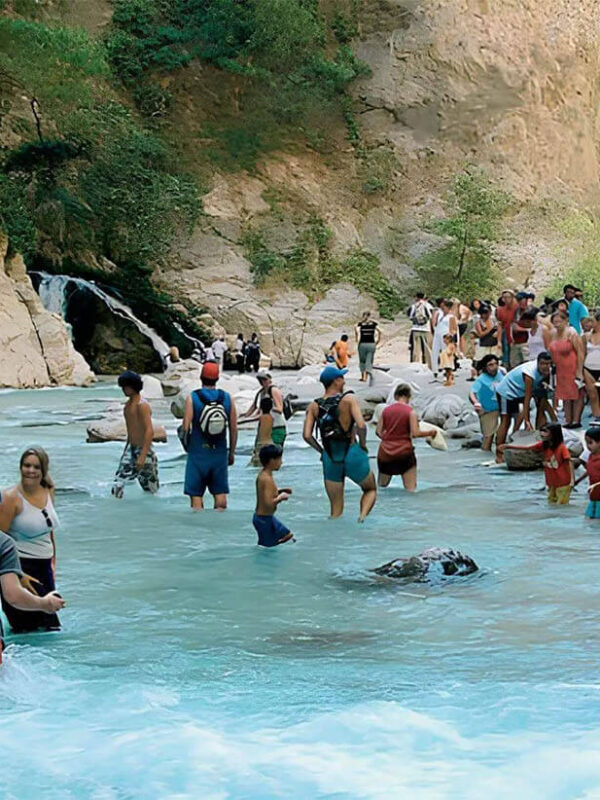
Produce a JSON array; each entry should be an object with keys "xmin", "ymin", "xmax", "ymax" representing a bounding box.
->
[
  {"xmin": 111, "ymin": 370, "xmax": 159, "ymax": 498},
  {"xmin": 252, "ymin": 444, "xmax": 295, "ymax": 547}
]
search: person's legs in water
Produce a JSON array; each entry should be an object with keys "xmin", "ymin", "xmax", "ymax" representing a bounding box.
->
[
  {"xmin": 324, "ymin": 480, "xmax": 344, "ymax": 517},
  {"xmin": 111, "ymin": 446, "xmax": 137, "ymax": 499},
  {"xmin": 136, "ymin": 449, "xmax": 159, "ymax": 494},
  {"xmin": 401, "ymin": 465, "xmax": 418, "ymax": 492},
  {"xmin": 359, "ymin": 472, "xmax": 377, "ymax": 521},
  {"xmin": 378, "ymin": 471, "xmax": 392, "ymax": 488}
]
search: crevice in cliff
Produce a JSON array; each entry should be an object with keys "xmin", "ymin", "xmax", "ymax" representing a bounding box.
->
[{"xmin": 13, "ymin": 285, "xmax": 54, "ymax": 385}]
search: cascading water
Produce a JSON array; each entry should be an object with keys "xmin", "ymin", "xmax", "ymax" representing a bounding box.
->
[{"xmin": 32, "ymin": 272, "xmax": 170, "ymax": 370}]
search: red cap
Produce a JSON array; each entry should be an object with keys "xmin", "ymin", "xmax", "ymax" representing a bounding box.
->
[{"xmin": 201, "ymin": 361, "xmax": 219, "ymax": 381}]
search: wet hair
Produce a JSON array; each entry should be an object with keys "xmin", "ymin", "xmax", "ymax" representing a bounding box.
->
[
  {"xmin": 260, "ymin": 397, "xmax": 273, "ymax": 414},
  {"xmin": 341, "ymin": 334, "xmax": 349, "ymax": 342},
  {"xmin": 479, "ymin": 354, "xmax": 499, "ymax": 373},
  {"xmin": 585, "ymin": 427, "xmax": 600, "ymax": 443},
  {"xmin": 394, "ymin": 383, "xmax": 412, "ymax": 400},
  {"xmin": 259, "ymin": 443, "xmax": 283, "ymax": 466},
  {"xmin": 537, "ymin": 350, "xmax": 552, "ymax": 363},
  {"xmin": 539, "ymin": 422, "xmax": 564, "ymax": 451},
  {"xmin": 20, "ymin": 447, "xmax": 53, "ymax": 489},
  {"xmin": 117, "ymin": 370, "xmax": 143, "ymax": 393}
]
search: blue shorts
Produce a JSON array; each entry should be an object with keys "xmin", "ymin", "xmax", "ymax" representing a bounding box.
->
[
  {"xmin": 253, "ymin": 514, "xmax": 291, "ymax": 547},
  {"xmin": 322, "ymin": 442, "xmax": 371, "ymax": 485},
  {"xmin": 184, "ymin": 448, "xmax": 229, "ymax": 497},
  {"xmin": 586, "ymin": 500, "xmax": 600, "ymax": 519}
]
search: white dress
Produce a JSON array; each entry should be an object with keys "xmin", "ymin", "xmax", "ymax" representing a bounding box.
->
[{"xmin": 431, "ymin": 312, "xmax": 455, "ymax": 373}]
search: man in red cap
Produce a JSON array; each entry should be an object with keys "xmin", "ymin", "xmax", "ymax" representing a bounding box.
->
[{"xmin": 182, "ymin": 361, "xmax": 238, "ymax": 510}]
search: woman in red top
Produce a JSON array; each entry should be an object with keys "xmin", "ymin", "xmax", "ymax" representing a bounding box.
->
[
  {"xmin": 548, "ymin": 311, "xmax": 584, "ymax": 428},
  {"xmin": 499, "ymin": 423, "xmax": 573, "ymax": 504},
  {"xmin": 375, "ymin": 384, "xmax": 434, "ymax": 491}
]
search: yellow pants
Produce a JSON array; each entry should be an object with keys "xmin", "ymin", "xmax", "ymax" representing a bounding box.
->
[{"xmin": 548, "ymin": 485, "xmax": 572, "ymax": 505}]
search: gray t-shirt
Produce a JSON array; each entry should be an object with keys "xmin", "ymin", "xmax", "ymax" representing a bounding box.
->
[{"xmin": 0, "ymin": 531, "xmax": 23, "ymax": 578}]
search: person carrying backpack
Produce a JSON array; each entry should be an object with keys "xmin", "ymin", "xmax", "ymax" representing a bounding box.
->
[
  {"xmin": 408, "ymin": 292, "xmax": 433, "ymax": 368},
  {"xmin": 303, "ymin": 366, "xmax": 377, "ymax": 522},
  {"xmin": 239, "ymin": 371, "xmax": 288, "ymax": 447},
  {"xmin": 182, "ymin": 361, "xmax": 238, "ymax": 510}
]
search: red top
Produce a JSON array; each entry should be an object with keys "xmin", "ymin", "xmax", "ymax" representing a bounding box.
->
[
  {"xmin": 586, "ymin": 452, "xmax": 600, "ymax": 501},
  {"xmin": 532, "ymin": 442, "xmax": 571, "ymax": 487},
  {"xmin": 378, "ymin": 402, "xmax": 413, "ymax": 459},
  {"xmin": 497, "ymin": 304, "xmax": 517, "ymax": 345}
]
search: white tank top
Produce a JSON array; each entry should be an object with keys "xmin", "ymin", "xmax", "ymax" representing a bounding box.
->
[
  {"xmin": 8, "ymin": 490, "xmax": 59, "ymax": 559},
  {"xmin": 527, "ymin": 324, "xmax": 546, "ymax": 360},
  {"xmin": 434, "ymin": 312, "xmax": 454, "ymax": 340},
  {"xmin": 585, "ymin": 336, "xmax": 600, "ymax": 370}
]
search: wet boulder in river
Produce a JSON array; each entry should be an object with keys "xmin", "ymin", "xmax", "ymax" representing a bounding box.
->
[{"xmin": 372, "ymin": 548, "xmax": 478, "ymax": 582}]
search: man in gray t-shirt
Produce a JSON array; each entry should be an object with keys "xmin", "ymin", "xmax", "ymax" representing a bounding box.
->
[{"xmin": 0, "ymin": 531, "xmax": 65, "ymax": 658}]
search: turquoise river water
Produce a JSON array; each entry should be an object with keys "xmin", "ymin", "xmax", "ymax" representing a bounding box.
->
[{"xmin": 0, "ymin": 383, "xmax": 599, "ymax": 799}]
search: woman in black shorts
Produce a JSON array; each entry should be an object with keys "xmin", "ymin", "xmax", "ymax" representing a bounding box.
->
[{"xmin": 375, "ymin": 384, "xmax": 434, "ymax": 491}]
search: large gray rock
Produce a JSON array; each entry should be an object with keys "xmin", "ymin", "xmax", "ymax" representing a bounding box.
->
[
  {"xmin": 372, "ymin": 548, "xmax": 478, "ymax": 583},
  {"xmin": 413, "ymin": 393, "xmax": 478, "ymax": 431},
  {"xmin": 86, "ymin": 418, "xmax": 167, "ymax": 443}
]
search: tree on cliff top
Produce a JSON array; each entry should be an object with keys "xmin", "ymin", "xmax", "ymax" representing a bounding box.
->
[{"xmin": 414, "ymin": 169, "xmax": 511, "ymax": 299}]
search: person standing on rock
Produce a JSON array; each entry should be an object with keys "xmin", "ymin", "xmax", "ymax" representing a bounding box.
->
[
  {"xmin": 183, "ymin": 361, "xmax": 237, "ymax": 510},
  {"xmin": 376, "ymin": 383, "xmax": 435, "ymax": 491},
  {"xmin": 245, "ymin": 333, "xmax": 261, "ymax": 372},
  {"xmin": 0, "ymin": 447, "xmax": 64, "ymax": 633},
  {"xmin": 240, "ymin": 371, "xmax": 287, "ymax": 448},
  {"xmin": 355, "ymin": 311, "xmax": 380, "ymax": 383},
  {"xmin": 303, "ymin": 366, "xmax": 376, "ymax": 522},
  {"xmin": 112, "ymin": 371, "xmax": 159, "ymax": 498},
  {"xmin": 431, "ymin": 299, "xmax": 458, "ymax": 378},
  {"xmin": 408, "ymin": 293, "xmax": 432, "ymax": 369},
  {"xmin": 235, "ymin": 333, "xmax": 246, "ymax": 374},
  {"xmin": 212, "ymin": 336, "xmax": 228, "ymax": 374}
]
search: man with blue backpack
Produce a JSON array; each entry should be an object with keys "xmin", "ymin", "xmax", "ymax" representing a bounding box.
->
[
  {"xmin": 182, "ymin": 361, "xmax": 238, "ymax": 510},
  {"xmin": 303, "ymin": 366, "xmax": 377, "ymax": 522}
]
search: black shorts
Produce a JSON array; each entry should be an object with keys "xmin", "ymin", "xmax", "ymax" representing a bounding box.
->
[
  {"xmin": 585, "ymin": 367, "xmax": 600, "ymax": 382},
  {"xmin": 378, "ymin": 450, "xmax": 417, "ymax": 476},
  {"xmin": 496, "ymin": 393, "xmax": 521, "ymax": 416},
  {"xmin": 458, "ymin": 323, "xmax": 467, "ymax": 337}
]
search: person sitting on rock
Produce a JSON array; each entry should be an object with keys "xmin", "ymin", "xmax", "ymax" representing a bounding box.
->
[{"xmin": 112, "ymin": 371, "xmax": 159, "ymax": 498}]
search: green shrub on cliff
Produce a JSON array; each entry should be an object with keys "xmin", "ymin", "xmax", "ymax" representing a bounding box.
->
[
  {"xmin": 414, "ymin": 168, "xmax": 512, "ymax": 299},
  {"xmin": 243, "ymin": 218, "xmax": 403, "ymax": 319},
  {"xmin": 547, "ymin": 212, "xmax": 600, "ymax": 307}
]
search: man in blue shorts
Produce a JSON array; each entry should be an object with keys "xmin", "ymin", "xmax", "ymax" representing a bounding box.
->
[
  {"xmin": 303, "ymin": 366, "xmax": 376, "ymax": 521},
  {"xmin": 182, "ymin": 361, "xmax": 238, "ymax": 510}
]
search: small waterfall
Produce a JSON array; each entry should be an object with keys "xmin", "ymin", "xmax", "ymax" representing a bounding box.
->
[{"xmin": 32, "ymin": 271, "xmax": 170, "ymax": 362}]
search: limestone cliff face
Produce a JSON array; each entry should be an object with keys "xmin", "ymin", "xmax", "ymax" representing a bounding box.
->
[
  {"xmin": 0, "ymin": 234, "xmax": 94, "ymax": 388},
  {"xmin": 159, "ymin": 0, "xmax": 600, "ymax": 363}
]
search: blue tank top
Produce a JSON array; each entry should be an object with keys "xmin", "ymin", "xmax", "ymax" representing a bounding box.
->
[{"xmin": 189, "ymin": 389, "xmax": 232, "ymax": 452}]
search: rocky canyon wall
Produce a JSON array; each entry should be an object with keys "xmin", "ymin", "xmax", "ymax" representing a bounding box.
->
[{"xmin": 0, "ymin": 233, "xmax": 94, "ymax": 388}]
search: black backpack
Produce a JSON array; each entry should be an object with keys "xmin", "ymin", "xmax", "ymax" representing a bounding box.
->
[
  {"xmin": 283, "ymin": 393, "xmax": 296, "ymax": 420},
  {"xmin": 316, "ymin": 391, "xmax": 352, "ymax": 459}
]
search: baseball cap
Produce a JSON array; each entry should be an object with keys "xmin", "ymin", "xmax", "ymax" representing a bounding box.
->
[
  {"xmin": 256, "ymin": 370, "xmax": 272, "ymax": 381},
  {"xmin": 320, "ymin": 366, "xmax": 348, "ymax": 386},
  {"xmin": 201, "ymin": 361, "xmax": 219, "ymax": 381}
]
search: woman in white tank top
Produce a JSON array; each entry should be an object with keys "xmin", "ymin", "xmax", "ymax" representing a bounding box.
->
[
  {"xmin": 0, "ymin": 447, "xmax": 61, "ymax": 632},
  {"xmin": 583, "ymin": 311, "xmax": 600, "ymax": 420}
]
